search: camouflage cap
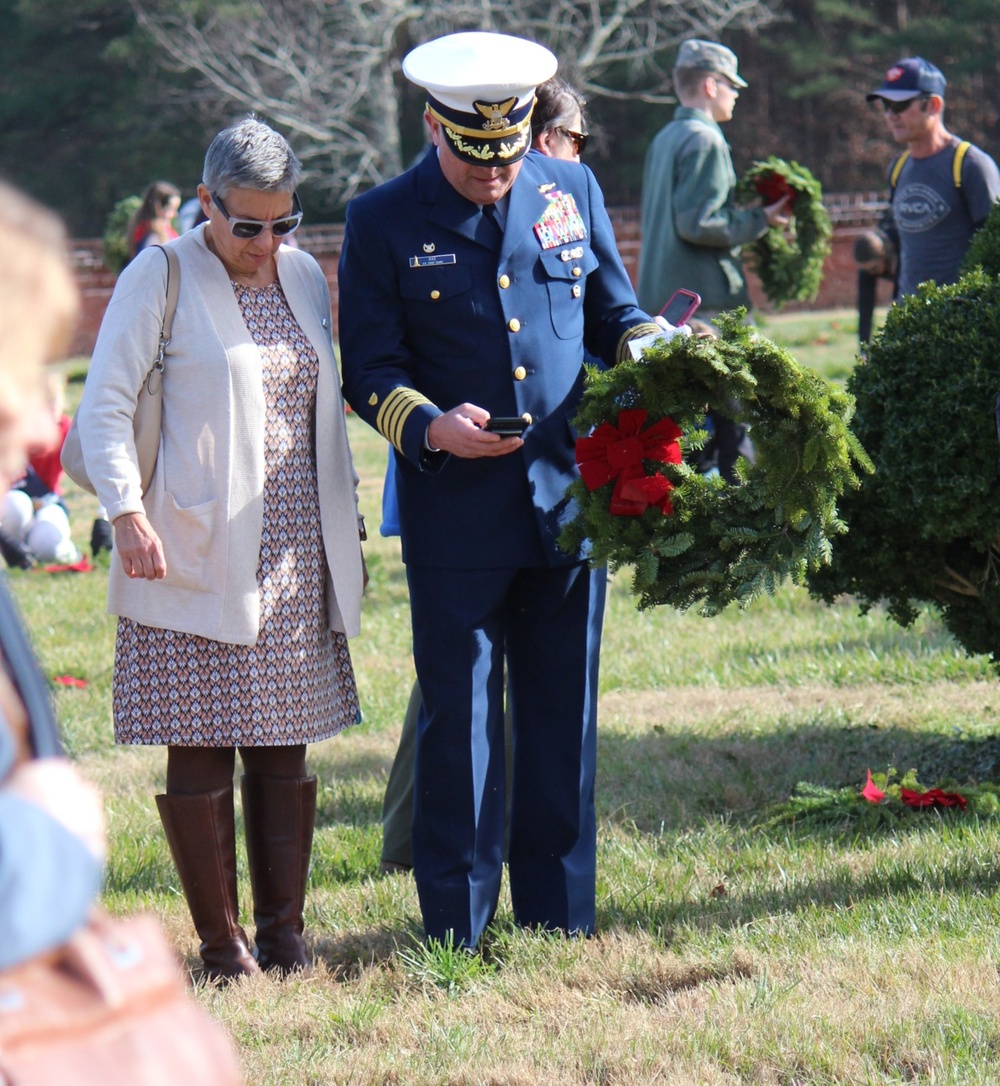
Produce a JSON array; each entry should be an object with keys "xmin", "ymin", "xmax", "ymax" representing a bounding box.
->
[{"xmin": 675, "ymin": 39, "xmax": 747, "ymax": 88}]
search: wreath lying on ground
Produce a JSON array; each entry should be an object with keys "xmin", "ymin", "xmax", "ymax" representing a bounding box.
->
[
  {"xmin": 737, "ymin": 157, "xmax": 832, "ymax": 309},
  {"xmin": 762, "ymin": 767, "xmax": 1000, "ymax": 832},
  {"xmin": 558, "ymin": 313, "xmax": 872, "ymax": 614}
]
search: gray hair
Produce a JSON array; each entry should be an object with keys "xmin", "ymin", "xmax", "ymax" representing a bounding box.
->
[{"xmin": 202, "ymin": 116, "xmax": 302, "ymax": 196}]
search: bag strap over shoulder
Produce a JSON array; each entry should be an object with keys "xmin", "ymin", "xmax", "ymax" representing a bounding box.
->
[{"xmin": 146, "ymin": 245, "xmax": 180, "ymax": 396}]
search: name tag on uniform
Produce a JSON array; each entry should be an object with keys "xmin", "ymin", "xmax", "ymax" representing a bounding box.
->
[{"xmin": 409, "ymin": 254, "xmax": 457, "ymax": 268}]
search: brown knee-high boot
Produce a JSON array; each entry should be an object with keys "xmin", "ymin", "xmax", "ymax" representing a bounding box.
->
[
  {"xmin": 240, "ymin": 773, "xmax": 317, "ymax": 974},
  {"xmin": 155, "ymin": 784, "xmax": 260, "ymax": 981}
]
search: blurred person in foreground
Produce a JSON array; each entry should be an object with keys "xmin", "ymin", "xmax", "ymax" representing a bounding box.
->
[
  {"xmin": 0, "ymin": 181, "xmax": 106, "ymax": 970},
  {"xmin": 74, "ymin": 116, "xmax": 366, "ymax": 981},
  {"xmin": 378, "ymin": 73, "xmax": 592, "ymax": 875},
  {"xmin": 866, "ymin": 56, "xmax": 1000, "ymax": 300},
  {"xmin": 339, "ymin": 32, "xmax": 667, "ymax": 948}
]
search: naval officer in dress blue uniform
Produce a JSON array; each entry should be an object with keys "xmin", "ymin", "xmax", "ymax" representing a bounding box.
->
[{"xmin": 338, "ymin": 31, "xmax": 662, "ymax": 947}]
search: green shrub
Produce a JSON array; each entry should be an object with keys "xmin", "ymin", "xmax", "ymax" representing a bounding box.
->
[
  {"xmin": 808, "ymin": 268, "xmax": 1000, "ymax": 665},
  {"xmin": 962, "ymin": 199, "xmax": 1000, "ymax": 278},
  {"xmin": 101, "ymin": 194, "xmax": 140, "ymax": 274}
]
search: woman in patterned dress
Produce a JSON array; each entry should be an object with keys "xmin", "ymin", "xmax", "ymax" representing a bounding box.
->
[{"xmin": 75, "ymin": 118, "xmax": 366, "ymax": 981}]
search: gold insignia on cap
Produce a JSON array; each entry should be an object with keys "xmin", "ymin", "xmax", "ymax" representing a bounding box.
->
[
  {"xmin": 498, "ymin": 130, "xmax": 530, "ymax": 160},
  {"xmin": 475, "ymin": 96, "xmax": 518, "ymax": 131},
  {"xmin": 369, "ymin": 393, "xmax": 378, "ymax": 406},
  {"xmin": 444, "ymin": 125, "xmax": 496, "ymax": 161},
  {"xmin": 423, "ymin": 242, "xmax": 435, "ymax": 253}
]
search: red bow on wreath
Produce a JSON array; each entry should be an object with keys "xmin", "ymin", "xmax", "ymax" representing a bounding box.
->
[
  {"xmin": 575, "ymin": 408, "xmax": 682, "ymax": 516},
  {"xmin": 754, "ymin": 170, "xmax": 798, "ymax": 209},
  {"xmin": 900, "ymin": 787, "xmax": 967, "ymax": 809}
]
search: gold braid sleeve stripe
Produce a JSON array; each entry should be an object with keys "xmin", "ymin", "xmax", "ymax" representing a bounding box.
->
[
  {"xmin": 376, "ymin": 387, "xmax": 435, "ymax": 452},
  {"xmin": 616, "ymin": 323, "xmax": 662, "ymax": 365}
]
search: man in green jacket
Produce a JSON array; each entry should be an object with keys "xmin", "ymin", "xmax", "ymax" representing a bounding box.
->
[
  {"xmin": 637, "ymin": 39, "xmax": 789, "ymax": 315},
  {"xmin": 636, "ymin": 39, "xmax": 789, "ymax": 478}
]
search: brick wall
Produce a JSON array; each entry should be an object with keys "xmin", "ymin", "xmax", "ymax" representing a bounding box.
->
[{"xmin": 67, "ymin": 194, "xmax": 892, "ymax": 356}]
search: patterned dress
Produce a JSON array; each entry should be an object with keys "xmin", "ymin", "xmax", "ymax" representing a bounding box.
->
[{"xmin": 113, "ymin": 281, "xmax": 360, "ymax": 746}]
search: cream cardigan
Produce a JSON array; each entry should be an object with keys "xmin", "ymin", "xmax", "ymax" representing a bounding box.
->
[{"xmin": 76, "ymin": 226, "xmax": 364, "ymax": 645}]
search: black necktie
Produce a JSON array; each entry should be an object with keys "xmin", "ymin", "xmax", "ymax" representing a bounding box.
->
[{"xmin": 480, "ymin": 203, "xmax": 503, "ymax": 248}]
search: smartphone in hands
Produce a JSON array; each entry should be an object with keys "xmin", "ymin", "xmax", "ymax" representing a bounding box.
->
[
  {"xmin": 484, "ymin": 414, "xmax": 532, "ymax": 436},
  {"xmin": 658, "ymin": 288, "xmax": 702, "ymax": 327}
]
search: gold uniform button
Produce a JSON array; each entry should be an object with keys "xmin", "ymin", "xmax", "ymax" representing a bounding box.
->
[
  {"xmin": 508, "ymin": 318, "xmax": 521, "ymax": 333},
  {"xmin": 513, "ymin": 366, "xmax": 527, "ymax": 381},
  {"xmin": 499, "ymin": 274, "xmax": 511, "ymax": 289},
  {"xmin": 572, "ymin": 267, "xmax": 582, "ymax": 278},
  {"xmin": 430, "ymin": 289, "xmax": 441, "ymax": 300}
]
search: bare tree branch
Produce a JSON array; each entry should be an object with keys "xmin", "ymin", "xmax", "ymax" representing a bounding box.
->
[{"xmin": 131, "ymin": 0, "xmax": 780, "ymax": 204}]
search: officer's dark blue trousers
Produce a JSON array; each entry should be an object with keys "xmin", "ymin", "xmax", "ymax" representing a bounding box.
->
[{"xmin": 406, "ymin": 560, "xmax": 606, "ymax": 946}]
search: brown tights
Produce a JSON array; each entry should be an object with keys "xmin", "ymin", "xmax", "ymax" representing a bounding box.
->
[{"xmin": 166, "ymin": 744, "xmax": 307, "ymax": 795}]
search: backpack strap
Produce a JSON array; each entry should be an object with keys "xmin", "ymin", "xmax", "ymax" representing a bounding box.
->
[
  {"xmin": 889, "ymin": 150, "xmax": 910, "ymax": 193},
  {"xmin": 953, "ymin": 140, "xmax": 971, "ymax": 188},
  {"xmin": 890, "ymin": 141, "xmax": 972, "ymax": 193}
]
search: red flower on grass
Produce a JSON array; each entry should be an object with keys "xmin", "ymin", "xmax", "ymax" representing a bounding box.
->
[
  {"xmin": 52, "ymin": 675, "xmax": 88, "ymax": 688},
  {"xmin": 862, "ymin": 769, "xmax": 886, "ymax": 803},
  {"xmin": 575, "ymin": 408, "xmax": 682, "ymax": 516}
]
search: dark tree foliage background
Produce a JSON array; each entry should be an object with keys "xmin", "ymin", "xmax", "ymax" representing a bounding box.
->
[{"xmin": 0, "ymin": 0, "xmax": 997, "ymax": 234}]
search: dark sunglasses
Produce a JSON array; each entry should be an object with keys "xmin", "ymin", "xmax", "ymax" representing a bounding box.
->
[
  {"xmin": 558, "ymin": 127, "xmax": 589, "ymax": 155},
  {"xmin": 211, "ymin": 191, "xmax": 303, "ymax": 239},
  {"xmin": 882, "ymin": 95, "xmax": 929, "ymax": 114}
]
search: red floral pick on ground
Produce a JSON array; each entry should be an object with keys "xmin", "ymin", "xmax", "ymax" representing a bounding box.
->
[
  {"xmin": 575, "ymin": 408, "xmax": 683, "ymax": 516},
  {"xmin": 39, "ymin": 556, "xmax": 93, "ymax": 574},
  {"xmin": 52, "ymin": 675, "xmax": 87, "ymax": 688},
  {"xmin": 862, "ymin": 769, "xmax": 886, "ymax": 803},
  {"xmin": 754, "ymin": 170, "xmax": 798, "ymax": 209},
  {"xmin": 900, "ymin": 787, "xmax": 967, "ymax": 809}
]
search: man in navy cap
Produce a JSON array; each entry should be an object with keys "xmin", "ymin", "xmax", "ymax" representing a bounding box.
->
[
  {"xmin": 338, "ymin": 31, "xmax": 663, "ymax": 947},
  {"xmin": 867, "ymin": 56, "xmax": 1000, "ymax": 297}
]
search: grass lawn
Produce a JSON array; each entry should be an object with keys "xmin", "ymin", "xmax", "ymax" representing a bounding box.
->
[{"xmin": 11, "ymin": 307, "xmax": 1000, "ymax": 1085}]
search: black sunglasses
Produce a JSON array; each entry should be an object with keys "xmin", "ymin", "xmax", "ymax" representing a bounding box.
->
[
  {"xmin": 882, "ymin": 95, "xmax": 930, "ymax": 114},
  {"xmin": 211, "ymin": 191, "xmax": 303, "ymax": 239},
  {"xmin": 557, "ymin": 127, "xmax": 589, "ymax": 155}
]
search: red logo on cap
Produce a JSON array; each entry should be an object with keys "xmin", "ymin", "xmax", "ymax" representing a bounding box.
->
[{"xmin": 886, "ymin": 66, "xmax": 905, "ymax": 82}]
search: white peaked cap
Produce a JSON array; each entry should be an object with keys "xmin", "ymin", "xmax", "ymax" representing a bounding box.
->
[{"xmin": 402, "ymin": 31, "xmax": 558, "ymax": 113}]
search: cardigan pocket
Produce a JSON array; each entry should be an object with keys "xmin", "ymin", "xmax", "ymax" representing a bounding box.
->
[{"xmin": 155, "ymin": 493, "xmax": 219, "ymax": 593}]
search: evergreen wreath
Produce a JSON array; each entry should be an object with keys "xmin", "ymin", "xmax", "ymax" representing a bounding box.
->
[
  {"xmin": 738, "ymin": 157, "xmax": 832, "ymax": 309},
  {"xmin": 559, "ymin": 313, "xmax": 872, "ymax": 615},
  {"xmin": 762, "ymin": 767, "xmax": 1000, "ymax": 834}
]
